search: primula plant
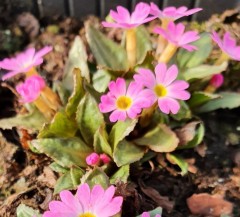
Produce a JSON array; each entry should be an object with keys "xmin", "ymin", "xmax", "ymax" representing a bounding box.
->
[{"xmin": 1, "ymin": 2, "xmax": 240, "ymax": 217}]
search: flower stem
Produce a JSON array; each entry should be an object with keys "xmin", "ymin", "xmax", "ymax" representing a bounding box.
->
[
  {"xmin": 126, "ymin": 28, "xmax": 137, "ymax": 67},
  {"xmin": 34, "ymin": 96, "xmax": 55, "ymax": 121},
  {"xmin": 156, "ymin": 19, "xmax": 169, "ymax": 55},
  {"xmin": 139, "ymin": 102, "xmax": 158, "ymax": 127},
  {"xmin": 26, "ymin": 67, "xmax": 62, "ymax": 111},
  {"xmin": 158, "ymin": 43, "xmax": 177, "ymax": 63},
  {"xmin": 215, "ymin": 52, "xmax": 229, "ymax": 65}
]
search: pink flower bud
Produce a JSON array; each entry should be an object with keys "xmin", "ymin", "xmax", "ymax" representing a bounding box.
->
[
  {"xmin": 16, "ymin": 75, "xmax": 46, "ymax": 103},
  {"xmin": 86, "ymin": 153, "xmax": 100, "ymax": 166},
  {"xmin": 210, "ymin": 74, "xmax": 224, "ymax": 88},
  {"xmin": 100, "ymin": 154, "xmax": 111, "ymax": 164}
]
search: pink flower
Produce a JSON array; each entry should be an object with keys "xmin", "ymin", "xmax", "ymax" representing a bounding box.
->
[
  {"xmin": 100, "ymin": 154, "xmax": 111, "ymax": 164},
  {"xmin": 150, "ymin": 3, "xmax": 202, "ymax": 21},
  {"xmin": 134, "ymin": 63, "xmax": 190, "ymax": 114},
  {"xmin": 153, "ymin": 22, "xmax": 200, "ymax": 51},
  {"xmin": 0, "ymin": 46, "xmax": 52, "ymax": 80},
  {"xmin": 43, "ymin": 183, "xmax": 123, "ymax": 217},
  {"xmin": 141, "ymin": 212, "xmax": 161, "ymax": 217},
  {"xmin": 99, "ymin": 78, "xmax": 151, "ymax": 122},
  {"xmin": 86, "ymin": 153, "xmax": 100, "ymax": 166},
  {"xmin": 102, "ymin": 2, "xmax": 156, "ymax": 29},
  {"xmin": 210, "ymin": 74, "xmax": 224, "ymax": 88},
  {"xmin": 211, "ymin": 31, "xmax": 240, "ymax": 61},
  {"xmin": 16, "ymin": 75, "xmax": 45, "ymax": 103}
]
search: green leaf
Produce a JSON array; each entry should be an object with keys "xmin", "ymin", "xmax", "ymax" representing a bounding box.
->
[
  {"xmin": 198, "ymin": 92, "xmax": 240, "ymax": 113},
  {"xmin": 136, "ymin": 25, "xmax": 152, "ymax": 64},
  {"xmin": 86, "ymin": 24, "xmax": 128, "ymax": 72},
  {"xmin": 49, "ymin": 162, "xmax": 69, "ymax": 173},
  {"xmin": 92, "ymin": 69, "xmax": 111, "ymax": 93},
  {"xmin": 76, "ymin": 93, "xmax": 104, "ymax": 144},
  {"xmin": 81, "ymin": 167, "xmax": 110, "ymax": 189},
  {"xmin": 63, "ymin": 36, "xmax": 90, "ymax": 92},
  {"xmin": 176, "ymin": 121, "xmax": 205, "ymax": 149},
  {"xmin": 113, "ymin": 139, "xmax": 145, "ymax": 167},
  {"xmin": 70, "ymin": 167, "xmax": 84, "ymax": 187},
  {"xmin": 188, "ymin": 91, "xmax": 220, "ymax": 109},
  {"xmin": 65, "ymin": 68, "xmax": 85, "ymax": 117},
  {"xmin": 183, "ymin": 62, "xmax": 227, "ymax": 81},
  {"xmin": 31, "ymin": 137, "xmax": 92, "ymax": 168},
  {"xmin": 16, "ymin": 204, "xmax": 41, "ymax": 217},
  {"xmin": 0, "ymin": 107, "xmax": 46, "ymax": 130},
  {"xmin": 54, "ymin": 171, "xmax": 74, "ymax": 194},
  {"xmin": 171, "ymin": 101, "xmax": 192, "ymax": 121},
  {"xmin": 110, "ymin": 164, "xmax": 129, "ymax": 184},
  {"xmin": 166, "ymin": 153, "xmax": 188, "ymax": 176},
  {"xmin": 38, "ymin": 111, "xmax": 78, "ymax": 138},
  {"xmin": 177, "ymin": 33, "xmax": 212, "ymax": 69},
  {"xmin": 134, "ymin": 124, "xmax": 179, "ymax": 152},
  {"xmin": 93, "ymin": 125, "xmax": 112, "ymax": 156},
  {"xmin": 109, "ymin": 119, "xmax": 137, "ymax": 149},
  {"xmin": 137, "ymin": 207, "xmax": 162, "ymax": 217}
]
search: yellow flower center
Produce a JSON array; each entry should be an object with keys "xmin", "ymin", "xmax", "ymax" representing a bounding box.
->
[
  {"xmin": 154, "ymin": 84, "xmax": 168, "ymax": 97},
  {"xmin": 79, "ymin": 213, "xmax": 96, "ymax": 217},
  {"xmin": 116, "ymin": 96, "xmax": 132, "ymax": 110}
]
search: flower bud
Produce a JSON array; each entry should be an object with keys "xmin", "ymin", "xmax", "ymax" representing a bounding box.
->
[
  {"xmin": 86, "ymin": 153, "xmax": 100, "ymax": 166},
  {"xmin": 100, "ymin": 154, "xmax": 111, "ymax": 164}
]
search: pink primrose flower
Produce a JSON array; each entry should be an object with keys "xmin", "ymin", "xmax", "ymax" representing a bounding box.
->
[
  {"xmin": 16, "ymin": 75, "xmax": 45, "ymax": 103},
  {"xmin": 86, "ymin": 153, "xmax": 100, "ymax": 166},
  {"xmin": 102, "ymin": 2, "xmax": 156, "ymax": 29},
  {"xmin": 43, "ymin": 183, "xmax": 123, "ymax": 217},
  {"xmin": 150, "ymin": 3, "xmax": 202, "ymax": 21},
  {"xmin": 134, "ymin": 63, "xmax": 190, "ymax": 114},
  {"xmin": 0, "ymin": 46, "xmax": 52, "ymax": 80},
  {"xmin": 211, "ymin": 31, "xmax": 240, "ymax": 61},
  {"xmin": 141, "ymin": 211, "xmax": 161, "ymax": 217},
  {"xmin": 210, "ymin": 74, "xmax": 224, "ymax": 88},
  {"xmin": 100, "ymin": 154, "xmax": 111, "ymax": 164},
  {"xmin": 99, "ymin": 78, "xmax": 151, "ymax": 122},
  {"xmin": 153, "ymin": 21, "xmax": 200, "ymax": 51}
]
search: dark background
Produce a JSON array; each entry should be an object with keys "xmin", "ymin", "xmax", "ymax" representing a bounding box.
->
[{"xmin": 1, "ymin": 0, "xmax": 240, "ymax": 21}]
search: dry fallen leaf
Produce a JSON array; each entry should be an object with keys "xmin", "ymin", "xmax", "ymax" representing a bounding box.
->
[{"xmin": 187, "ymin": 193, "xmax": 233, "ymax": 216}]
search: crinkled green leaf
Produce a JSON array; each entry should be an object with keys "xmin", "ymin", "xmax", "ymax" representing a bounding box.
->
[
  {"xmin": 188, "ymin": 91, "xmax": 220, "ymax": 109},
  {"xmin": 81, "ymin": 167, "xmax": 109, "ymax": 189},
  {"xmin": 198, "ymin": 92, "xmax": 240, "ymax": 113},
  {"xmin": 70, "ymin": 167, "xmax": 84, "ymax": 187},
  {"xmin": 93, "ymin": 125, "xmax": 112, "ymax": 156},
  {"xmin": 177, "ymin": 33, "xmax": 212, "ymax": 69},
  {"xmin": 183, "ymin": 62, "xmax": 227, "ymax": 81},
  {"xmin": 92, "ymin": 69, "xmax": 111, "ymax": 93},
  {"xmin": 176, "ymin": 121, "xmax": 205, "ymax": 149},
  {"xmin": 0, "ymin": 107, "xmax": 46, "ymax": 130},
  {"xmin": 17, "ymin": 204, "xmax": 41, "ymax": 217},
  {"xmin": 65, "ymin": 68, "xmax": 85, "ymax": 117},
  {"xmin": 135, "ymin": 124, "xmax": 179, "ymax": 152},
  {"xmin": 63, "ymin": 36, "xmax": 90, "ymax": 92},
  {"xmin": 31, "ymin": 137, "xmax": 92, "ymax": 168},
  {"xmin": 110, "ymin": 164, "xmax": 129, "ymax": 184},
  {"xmin": 109, "ymin": 119, "xmax": 137, "ymax": 149},
  {"xmin": 76, "ymin": 93, "xmax": 104, "ymax": 144},
  {"xmin": 86, "ymin": 24, "xmax": 128, "ymax": 72},
  {"xmin": 54, "ymin": 171, "xmax": 74, "ymax": 194},
  {"xmin": 137, "ymin": 207, "xmax": 162, "ymax": 217},
  {"xmin": 49, "ymin": 162, "xmax": 69, "ymax": 174},
  {"xmin": 113, "ymin": 139, "xmax": 145, "ymax": 167},
  {"xmin": 171, "ymin": 101, "xmax": 192, "ymax": 121},
  {"xmin": 38, "ymin": 111, "xmax": 77, "ymax": 138},
  {"xmin": 136, "ymin": 25, "xmax": 152, "ymax": 64},
  {"xmin": 166, "ymin": 154, "xmax": 188, "ymax": 176}
]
